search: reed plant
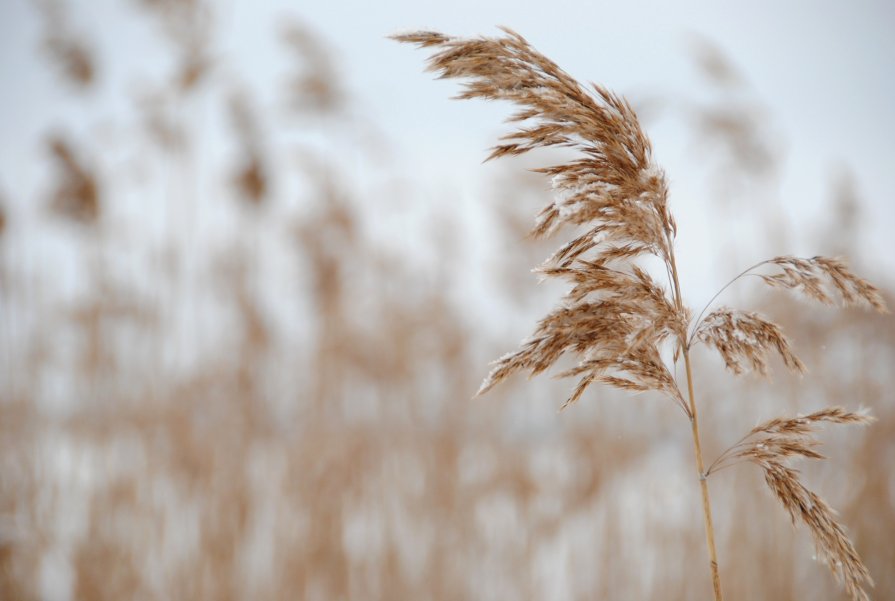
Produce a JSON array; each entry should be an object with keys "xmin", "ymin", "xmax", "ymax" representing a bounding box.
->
[{"xmin": 395, "ymin": 28, "xmax": 887, "ymax": 601}]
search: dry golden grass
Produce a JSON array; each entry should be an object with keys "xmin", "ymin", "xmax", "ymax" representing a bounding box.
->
[{"xmin": 396, "ymin": 27, "xmax": 887, "ymax": 601}]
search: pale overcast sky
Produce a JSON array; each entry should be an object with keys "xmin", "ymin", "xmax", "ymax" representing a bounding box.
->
[{"xmin": 1, "ymin": 0, "xmax": 893, "ymax": 299}]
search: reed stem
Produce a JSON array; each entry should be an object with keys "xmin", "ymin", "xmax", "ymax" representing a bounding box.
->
[
  {"xmin": 669, "ymin": 244, "xmax": 724, "ymax": 601},
  {"xmin": 683, "ymin": 348, "xmax": 724, "ymax": 601}
]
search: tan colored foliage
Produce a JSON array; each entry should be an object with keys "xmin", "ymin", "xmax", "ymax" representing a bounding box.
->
[{"xmin": 397, "ymin": 28, "xmax": 886, "ymax": 601}]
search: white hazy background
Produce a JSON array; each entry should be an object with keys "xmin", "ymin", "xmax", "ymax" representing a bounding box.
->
[{"xmin": 1, "ymin": 0, "xmax": 894, "ymax": 297}]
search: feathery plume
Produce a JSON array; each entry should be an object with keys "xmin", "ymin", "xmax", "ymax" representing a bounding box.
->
[
  {"xmin": 760, "ymin": 256, "xmax": 887, "ymax": 313},
  {"xmin": 695, "ymin": 308, "xmax": 805, "ymax": 376},
  {"xmin": 396, "ymin": 28, "xmax": 883, "ymax": 601},
  {"xmin": 395, "ymin": 28, "xmax": 685, "ymax": 412},
  {"xmin": 708, "ymin": 408, "xmax": 875, "ymax": 601}
]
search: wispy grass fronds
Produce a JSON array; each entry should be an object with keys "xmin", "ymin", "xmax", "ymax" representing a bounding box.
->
[
  {"xmin": 396, "ymin": 28, "xmax": 884, "ymax": 601},
  {"xmin": 394, "ymin": 28, "xmax": 684, "ymax": 415},
  {"xmin": 695, "ymin": 308, "xmax": 805, "ymax": 376},
  {"xmin": 708, "ymin": 408, "xmax": 875, "ymax": 601},
  {"xmin": 393, "ymin": 28, "xmax": 674, "ymax": 260},
  {"xmin": 760, "ymin": 256, "xmax": 887, "ymax": 313}
]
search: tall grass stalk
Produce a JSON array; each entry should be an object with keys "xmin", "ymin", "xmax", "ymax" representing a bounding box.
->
[
  {"xmin": 670, "ymin": 244, "xmax": 724, "ymax": 599},
  {"xmin": 395, "ymin": 28, "xmax": 887, "ymax": 601}
]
